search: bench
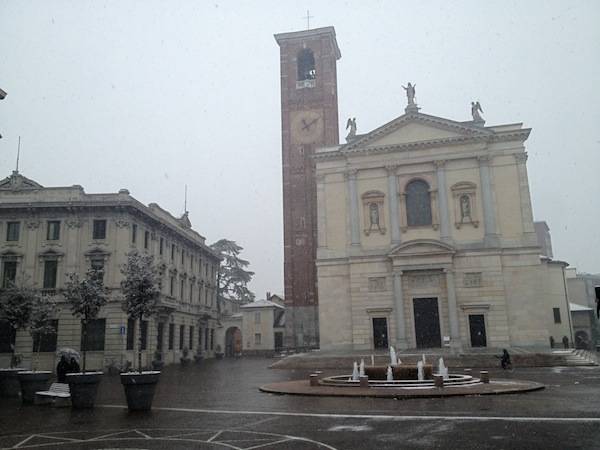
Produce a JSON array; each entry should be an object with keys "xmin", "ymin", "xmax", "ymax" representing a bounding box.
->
[{"xmin": 35, "ymin": 383, "xmax": 71, "ymax": 407}]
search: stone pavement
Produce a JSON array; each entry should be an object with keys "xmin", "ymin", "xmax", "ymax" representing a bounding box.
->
[{"xmin": 1, "ymin": 358, "xmax": 600, "ymax": 449}]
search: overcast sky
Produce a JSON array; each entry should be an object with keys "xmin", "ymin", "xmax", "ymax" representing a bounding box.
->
[{"xmin": 1, "ymin": 1, "xmax": 599, "ymax": 297}]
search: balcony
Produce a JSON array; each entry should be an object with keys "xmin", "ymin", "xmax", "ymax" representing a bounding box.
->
[{"xmin": 296, "ymin": 79, "xmax": 316, "ymax": 89}]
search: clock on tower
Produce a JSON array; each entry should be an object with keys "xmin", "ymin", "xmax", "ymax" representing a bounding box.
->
[{"xmin": 274, "ymin": 27, "xmax": 341, "ymax": 349}]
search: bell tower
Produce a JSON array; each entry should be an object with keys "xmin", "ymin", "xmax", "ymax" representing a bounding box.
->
[{"xmin": 274, "ymin": 27, "xmax": 341, "ymax": 348}]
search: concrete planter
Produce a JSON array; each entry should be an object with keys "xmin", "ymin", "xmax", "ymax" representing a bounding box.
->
[
  {"xmin": 0, "ymin": 368, "xmax": 26, "ymax": 397},
  {"xmin": 18, "ymin": 371, "xmax": 52, "ymax": 404},
  {"xmin": 66, "ymin": 372, "xmax": 103, "ymax": 409},
  {"xmin": 215, "ymin": 352, "xmax": 224, "ymax": 360},
  {"xmin": 120, "ymin": 371, "xmax": 160, "ymax": 411}
]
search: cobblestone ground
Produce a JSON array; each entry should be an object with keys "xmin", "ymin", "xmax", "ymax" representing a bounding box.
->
[{"xmin": 1, "ymin": 358, "xmax": 600, "ymax": 449}]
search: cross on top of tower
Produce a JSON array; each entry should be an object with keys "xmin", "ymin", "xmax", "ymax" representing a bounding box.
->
[{"xmin": 302, "ymin": 10, "xmax": 314, "ymax": 30}]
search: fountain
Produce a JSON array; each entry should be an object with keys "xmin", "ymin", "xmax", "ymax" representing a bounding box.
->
[
  {"xmin": 359, "ymin": 359, "xmax": 365, "ymax": 377},
  {"xmin": 438, "ymin": 357, "xmax": 449, "ymax": 379},
  {"xmin": 351, "ymin": 362, "xmax": 359, "ymax": 381},
  {"xmin": 422, "ymin": 354, "xmax": 426, "ymax": 364},
  {"xmin": 417, "ymin": 360, "xmax": 424, "ymax": 381},
  {"xmin": 389, "ymin": 346, "xmax": 397, "ymax": 366},
  {"xmin": 387, "ymin": 366, "xmax": 393, "ymax": 381}
]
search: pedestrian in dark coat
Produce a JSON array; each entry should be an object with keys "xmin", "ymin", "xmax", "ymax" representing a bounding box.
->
[
  {"xmin": 69, "ymin": 357, "xmax": 81, "ymax": 374},
  {"xmin": 56, "ymin": 355, "xmax": 69, "ymax": 383}
]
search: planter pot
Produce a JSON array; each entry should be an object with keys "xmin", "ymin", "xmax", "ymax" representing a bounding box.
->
[
  {"xmin": 180, "ymin": 358, "xmax": 191, "ymax": 366},
  {"xmin": 0, "ymin": 368, "xmax": 26, "ymax": 397},
  {"xmin": 151, "ymin": 360, "xmax": 165, "ymax": 371},
  {"xmin": 66, "ymin": 372, "xmax": 103, "ymax": 409},
  {"xmin": 18, "ymin": 371, "xmax": 52, "ymax": 404},
  {"xmin": 120, "ymin": 371, "xmax": 160, "ymax": 411},
  {"xmin": 215, "ymin": 352, "xmax": 224, "ymax": 360},
  {"xmin": 193, "ymin": 355, "xmax": 203, "ymax": 364}
]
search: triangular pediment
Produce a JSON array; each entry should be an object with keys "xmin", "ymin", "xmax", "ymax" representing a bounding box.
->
[
  {"xmin": 344, "ymin": 112, "xmax": 492, "ymax": 151},
  {"xmin": 0, "ymin": 171, "xmax": 43, "ymax": 190},
  {"xmin": 389, "ymin": 239, "xmax": 455, "ymax": 258}
]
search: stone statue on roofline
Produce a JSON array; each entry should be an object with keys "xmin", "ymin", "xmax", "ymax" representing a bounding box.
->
[
  {"xmin": 402, "ymin": 82, "xmax": 416, "ymax": 105},
  {"xmin": 471, "ymin": 101, "xmax": 484, "ymax": 122},
  {"xmin": 345, "ymin": 117, "xmax": 357, "ymax": 142}
]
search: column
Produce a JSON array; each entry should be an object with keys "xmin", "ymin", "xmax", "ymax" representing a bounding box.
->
[
  {"xmin": 444, "ymin": 269, "xmax": 461, "ymax": 349},
  {"xmin": 435, "ymin": 160, "xmax": 451, "ymax": 242},
  {"xmin": 316, "ymin": 174, "xmax": 327, "ymax": 248},
  {"xmin": 478, "ymin": 155, "xmax": 498, "ymax": 246},
  {"xmin": 393, "ymin": 271, "xmax": 407, "ymax": 349},
  {"xmin": 346, "ymin": 169, "xmax": 361, "ymax": 246},
  {"xmin": 514, "ymin": 153, "xmax": 535, "ymax": 234},
  {"xmin": 386, "ymin": 165, "xmax": 401, "ymax": 245}
]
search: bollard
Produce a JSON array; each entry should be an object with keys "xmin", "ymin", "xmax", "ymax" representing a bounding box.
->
[
  {"xmin": 434, "ymin": 374, "xmax": 444, "ymax": 388},
  {"xmin": 309, "ymin": 374, "xmax": 319, "ymax": 387},
  {"xmin": 480, "ymin": 371, "xmax": 490, "ymax": 384},
  {"xmin": 359, "ymin": 375, "xmax": 369, "ymax": 389}
]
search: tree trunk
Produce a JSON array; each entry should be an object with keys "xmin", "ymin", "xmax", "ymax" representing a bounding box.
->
[
  {"xmin": 82, "ymin": 320, "xmax": 87, "ymax": 373},
  {"xmin": 138, "ymin": 318, "xmax": 143, "ymax": 373},
  {"xmin": 33, "ymin": 334, "xmax": 42, "ymax": 372}
]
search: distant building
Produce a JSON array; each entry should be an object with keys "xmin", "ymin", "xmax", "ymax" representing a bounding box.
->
[
  {"xmin": 534, "ymin": 221, "xmax": 553, "ymax": 258},
  {"xmin": 566, "ymin": 268, "xmax": 600, "ymax": 350},
  {"xmin": 218, "ymin": 294, "xmax": 285, "ymax": 356},
  {"xmin": 0, "ymin": 171, "xmax": 220, "ymax": 371}
]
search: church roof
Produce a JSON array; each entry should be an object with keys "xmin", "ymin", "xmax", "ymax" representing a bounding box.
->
[
  {"xmin": 240, "ymin": 299, "xmax": 285, "ymax": 309},
  {"xmin": 314, "ymin": 111, "xmax": 531, "ymax": 160}
]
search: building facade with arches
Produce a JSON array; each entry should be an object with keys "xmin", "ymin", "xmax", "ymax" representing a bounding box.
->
[{"xmin": 314, "ymin": 110, "xmax": 571, "ymax": 351}]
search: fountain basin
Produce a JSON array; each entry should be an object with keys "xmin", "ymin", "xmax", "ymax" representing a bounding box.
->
[
  {"xmin": 365, "ymin": 364, "xmax": 433, "ymax": 381},
  {"xmin": 322, "ymin": 372, "xmax": 478, "ymax": 389}
]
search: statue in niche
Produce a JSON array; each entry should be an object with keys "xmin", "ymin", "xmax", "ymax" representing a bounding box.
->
[
  {"xmin": 402, "ymin": 82, "xmax": 416, "ymax": 105},
  {"xmin": 460, "ymin": 195, "xmax": 471, "ymax": 221},
  {"xmin": 471, "ymin": 101, "xmax": 484, "ymax": 121},
  {"xmin": 369, "ymin": 203, "xmax": 380, "ymax": 230},
  {"xmin": 345, "ymin": 117, "xmax": 357, "ymax": 142}
]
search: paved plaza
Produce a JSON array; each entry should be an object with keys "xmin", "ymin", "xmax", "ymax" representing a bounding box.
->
[{"xmin": 1, "ymin": 358, "xmax": 600, "ymax": 449}]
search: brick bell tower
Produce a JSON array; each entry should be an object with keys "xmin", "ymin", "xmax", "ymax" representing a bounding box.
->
[{"xmin": 274, "ymin": 27, "xmax": 341, "ymax": 349}]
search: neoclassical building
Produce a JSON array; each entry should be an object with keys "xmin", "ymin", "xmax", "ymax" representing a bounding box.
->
[
  {"xmin": 314, "ymin": 105, "xmax": 571, "ymax": 351},
  {"xmin": 0, "ymin": 171, "xmax": 220, "ymax": 370}
]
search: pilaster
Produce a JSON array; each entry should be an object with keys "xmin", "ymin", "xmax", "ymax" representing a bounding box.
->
[
  {"xmin": 393, "ymin": 270, "xmax": 408, "ymax": 349},
  {"xmin": 386, "ymin": 165, "xmax": 401, "ymax": 245},
  {"xmin": 346, "ymin": 169, "xmax": 361, "ymax": 246},
  {"xmin": 478, "ymin": 155, "xmax": 499, "ymax": 247},
  {"xmin": 435, "ymin": 160, "xmax": 451, "ymax": 243}
]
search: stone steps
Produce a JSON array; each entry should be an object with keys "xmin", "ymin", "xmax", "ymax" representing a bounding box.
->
[{"xmin": 271, "ymin": 349, "xmax": 599, "ymax": 370}]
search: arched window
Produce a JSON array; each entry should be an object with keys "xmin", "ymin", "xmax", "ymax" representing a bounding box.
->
[
  {"xmin": 297, "ymin": 48, "xmax": 316, "ymax": 81},
  {"xmin": 406, "ymin": 180, "xmax": 432, "ymax": 226}
]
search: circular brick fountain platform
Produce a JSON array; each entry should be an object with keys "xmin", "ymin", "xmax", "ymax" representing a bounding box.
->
[{"xmin": 260, "ymin": 373, "xmax": 544, "ymax": 399}]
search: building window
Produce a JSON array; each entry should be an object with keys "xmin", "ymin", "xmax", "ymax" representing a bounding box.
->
[
  {"xmin": 553, "ymin": 308, "xmax": 562, "ymax": 324},
  {"xmin": 144, "ymin": 231, "xmax": 149, "ymax": 250},
  {"xmin": 91, "ymin": 259, "xmax": 104, "ymax": 281},
  {"xmin": 81, "ymin": 318, "xmax": 106, "ymax": 351},
  {"xmin": 189, "ymin": 282, "xmax": 194, "ymax": 303},
  {"xmin": 92, "ymin": 220, "xmax": 107, "ymax": 240},
  {"xmin": 32, "ymin": 319, "xmax": 58, "ymax": 352},
  {"xmin": 0, "ymin": 320, "xmax": 16, "ymax": 353},
  {"xmin": 254, "ymin": 312, "xmax": 261, "ymax": 324},
  {"xmin": 210, "ymin": 329, "xmax": 214, "ymax": 350},
  {"xmin": 198, "ymin": 327, "xmax": 203, "ymax": 350},
  {"xmin": 189, "ymin": 326, "xmax": 194, "ymax": 349},
  {"xmin": 181, "ymin": 250, "xmax": 185, "ymax": 265},
  {"xmin": 6, "ymin": 222, "xmax": 20, "ymax": 241},
  {"xmin": 126, "ymin": 318, "xmax": 135, "ymax": 350},
  {"xmin": 297, "ymin": 48, "xmax": 316, "ymax": 81},
  {"xmin": 46, "ymin": 221, "xmax": 60, "ymax": 240},
  {"xmin": 171, "ymin": 244, "xmax": 175, "ymax": 261},
  {"xmin": 43, "ymin": 260, "xmax": 58, "ymax": 289},
  {"xmin": 254, "ymin": 333, "xmax": 261, "ymax": 345},
  {"xmin": 180, "ymin": 279, "xmax": 185, "ymax": 300},
  {"xmin": 2, "ymin": 261, "xmax": 17, "ymax": 288},
  {"xmin": 159, "ymin": 237, "xmax": 164, "ymax": 255},
  {"xmin": 169, "ymin": 276, "xmax": 174, "ymax": 296},
  {"xmin": 204, "ymin": 328, "xmax": 209, "ymax": 351},
  {"xmin": 179, "ymin": 325, "xmax": 185, "ymax": 350},
  {"xmin": 132, "ymin": 224, "xmax": 137, "ymax": 243},
  {"xmin": 168, "ymin": 323, "xmax": 174, "ymax": 350},
  {"xmin": 406, "ymin": 180, "xmax": 432, "ymax": 226}
]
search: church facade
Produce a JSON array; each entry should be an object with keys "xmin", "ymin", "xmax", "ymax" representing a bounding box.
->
[{"xmin": 314, "ymin": 89, "xmax": 570, "ymax": 352}]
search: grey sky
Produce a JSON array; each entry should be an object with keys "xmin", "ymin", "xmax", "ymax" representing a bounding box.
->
[{"xmin": 1, "ymin": 1, "xmax": 599, "ymax": 298}]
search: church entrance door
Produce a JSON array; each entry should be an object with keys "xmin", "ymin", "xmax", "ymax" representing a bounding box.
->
[
  {"xmin": 372, "ymin": 318, "xmax": 389, "ymax": 349},
  {"xmin": 469, "ymin": 314, "xmax": 487, "ymax": 347},
  {"xmin": 413, "ymin": 298, "xmax": 442, "ymax": 348}
]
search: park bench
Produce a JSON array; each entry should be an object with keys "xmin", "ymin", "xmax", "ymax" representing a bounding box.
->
[{"xmin": 34, "ymin": 382, "xmax": 71, "ymax": 407}]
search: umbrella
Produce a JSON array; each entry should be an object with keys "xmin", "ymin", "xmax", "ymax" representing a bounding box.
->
[{"xmin": 56, "ymin": 348, "xmax": 80, "ymax": 361}]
